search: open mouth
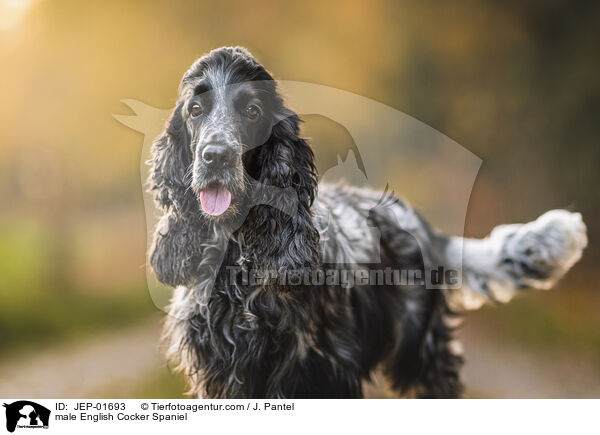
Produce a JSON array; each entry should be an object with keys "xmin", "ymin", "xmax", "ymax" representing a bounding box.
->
[{"xmin": 199, "ymin": 182, "xmax": 232, "ymax": 216}]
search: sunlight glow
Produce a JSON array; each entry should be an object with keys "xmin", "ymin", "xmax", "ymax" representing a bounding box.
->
[{"xmin": 0, "ymin": 0, "xmax": 37, "ymax": 31}]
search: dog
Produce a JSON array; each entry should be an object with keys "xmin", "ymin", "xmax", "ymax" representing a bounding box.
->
[{"xmin": 149, "ymin": 46, "xmax": 587, "ymax": 398}]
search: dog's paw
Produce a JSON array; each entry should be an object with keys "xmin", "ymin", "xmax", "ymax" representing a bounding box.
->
[{"xmin": 498, "ymin": 209, "xmax": 587, "ymax": 289}]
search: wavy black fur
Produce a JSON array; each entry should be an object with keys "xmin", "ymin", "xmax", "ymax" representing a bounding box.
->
[{"xmin": 150, "ymin": 47, "xmax": 462, "ymax": 398}]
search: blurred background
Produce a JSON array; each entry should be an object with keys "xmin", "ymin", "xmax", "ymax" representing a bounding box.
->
[{"xmin": 0, "ymin": 0, "xmax": 598, "ymax": 398}]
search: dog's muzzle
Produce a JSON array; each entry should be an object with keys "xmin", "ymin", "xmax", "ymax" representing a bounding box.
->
[
  {"xmin": 196, "ymin": 141, "xmax": 238, "ymax": 217},
  {"xmin": 201, "ymin": 143, "xmax": 235, "ymax": 169}
]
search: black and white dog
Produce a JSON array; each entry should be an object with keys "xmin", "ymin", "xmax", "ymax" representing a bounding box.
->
[{"xmin": 150, "ymin": 47, "xmax": 587, "ymax": 398}]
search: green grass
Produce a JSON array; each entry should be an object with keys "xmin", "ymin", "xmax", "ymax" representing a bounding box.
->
[
  {"xmin": 0, "ymin": 216, "xmax": 158, "ymax": 359},
  {"xmin": 0, "ymin": 287, "xmax": 157, "ymax": 359}
]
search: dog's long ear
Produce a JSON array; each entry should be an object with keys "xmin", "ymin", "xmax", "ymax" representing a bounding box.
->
[
  {"xmin": 150, "ymin": 213, "xmax": 205, "ymax": 287},
  {"xmin": 149, "ymin": 101, "xmax": 197, "ymax": 217},
  {"xmin": 244, "ymin": 106, "xmax": 321, "ymax": 284},
  {"xmin": 149, "ymin": 101, "xmax": 200, "ymax": 287}
]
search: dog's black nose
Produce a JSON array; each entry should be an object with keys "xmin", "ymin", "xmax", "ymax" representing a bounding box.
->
[{"xmin": 202, "ymin": 145, "xmax": 230, "ymax": 168}]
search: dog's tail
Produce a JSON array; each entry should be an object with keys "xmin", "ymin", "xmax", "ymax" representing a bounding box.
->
[
  {"xmin": 369, "ymin": 189, "xmax": 587, "ymax": 311},
  {"xmin": 440, "ymin": 209, "xmax": 587, "ymax": 310}
]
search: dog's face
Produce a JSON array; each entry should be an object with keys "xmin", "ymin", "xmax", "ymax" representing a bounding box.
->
[
  {"xmin": 178, "ymin": 51, "xmax": 280, "ymax": 222},
  {"xmin": 185, "ymin": 81, "xmax": 273, "ymax": 219},
  {"xmin": 150, "ymin": 47, "xmax": 320, "ymax": 291}
]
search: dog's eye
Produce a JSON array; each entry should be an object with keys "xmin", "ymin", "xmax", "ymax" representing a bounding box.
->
[
  {"xmin": 246, "ymin": 104, "xmax": 261, "ymax": 120},
  {"xmin": 190, "ymin": 103, "xmax": 203, "ymax": 117}
]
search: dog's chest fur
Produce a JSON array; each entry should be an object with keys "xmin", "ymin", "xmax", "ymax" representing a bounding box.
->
[{"xmin": 164, "ymin": 238, "xmax": 368, "ymax": 398}]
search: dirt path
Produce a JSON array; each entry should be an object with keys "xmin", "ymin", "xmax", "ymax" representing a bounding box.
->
[
  {"xmin": 458, "ymin": 322, "xmax": 600, "ymax": 398},
  {"xmin": 0, "ymin": 317, "xmax": 165, "ymax": 398},
  {"xmin": 1, "ymin": 316, "xmax": 599, "ymax": 398}
]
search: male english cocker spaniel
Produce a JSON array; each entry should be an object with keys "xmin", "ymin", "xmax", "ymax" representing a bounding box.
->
[{"xmin": 149, "ymin": 47, "xmax": 587, "ymax": 398}]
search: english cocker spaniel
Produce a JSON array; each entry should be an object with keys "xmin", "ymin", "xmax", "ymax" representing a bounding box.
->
[{"xmin": 150, "ymin": 47, "xmax": 587, "ymax": 398}]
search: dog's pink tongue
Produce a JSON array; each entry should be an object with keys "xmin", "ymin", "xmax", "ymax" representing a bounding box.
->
[{"xmin": 200, "ymin": 185, "xmax": 232, "ymax": 216}]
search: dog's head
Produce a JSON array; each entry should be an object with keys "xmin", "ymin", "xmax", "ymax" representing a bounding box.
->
[
  {"xmin": 151, "ymin": 46, "xmax": 315, "ymax": 226},
  {"xmin": 150, "ymin": 47, "xmax": 320, "ymax": 284}
]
